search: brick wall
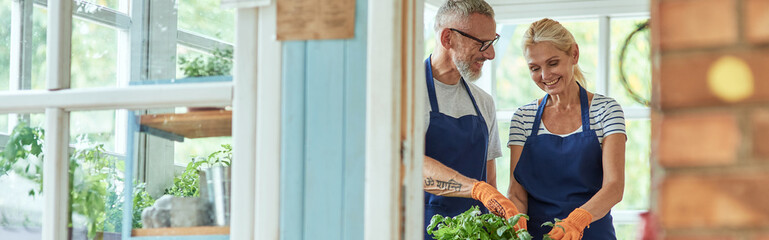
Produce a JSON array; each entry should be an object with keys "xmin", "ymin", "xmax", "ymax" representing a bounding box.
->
[{"xmin": 651, "ymin": 0, "xmax": 769, "ymax": 239}]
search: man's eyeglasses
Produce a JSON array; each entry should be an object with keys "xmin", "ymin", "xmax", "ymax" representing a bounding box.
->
[{"xmin": 449, "ymin": 28, "xmax": 499, "ymax": 52}]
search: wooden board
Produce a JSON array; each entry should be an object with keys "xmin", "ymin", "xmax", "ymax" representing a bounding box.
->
[
  {"xmin": 132, "ymin": 226, "xmax": 230, "ymax": 236},
  {"xmin": 140, "ymin": 110, "xmax": 232, "ymax": 139}
]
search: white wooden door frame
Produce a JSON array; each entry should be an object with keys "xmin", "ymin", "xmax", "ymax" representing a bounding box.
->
[{"xmin": 365, "ymin": 0, "xmax": 425, "ymax": 239}]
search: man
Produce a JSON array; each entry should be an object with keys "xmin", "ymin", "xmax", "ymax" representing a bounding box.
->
[{"xmin": 422, "ymin": 0, "xmax": 526, "ymax": 238}]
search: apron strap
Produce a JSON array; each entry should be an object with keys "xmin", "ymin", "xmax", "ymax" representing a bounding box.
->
[
  {"xmin": 460, "ymin": 79, "xmax": 484, "ymax": 119},
  {"xmin": 425, "ymin": 56, "xmax": 440, "ymax": 113},
  {"xmin": 531, "ymin": 94, "xmax": 549, "ymax": 136},
  {"xmin": 577, "ymin": 83, "xmax": 591, "ymax": 132}
]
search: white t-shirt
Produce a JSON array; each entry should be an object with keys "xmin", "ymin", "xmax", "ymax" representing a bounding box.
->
[
  {"xmin": 508, "ymin": 94, "xmax": 626, "ymax": 146},
  {"xmin": 424, "ymin": 79, "xmax": 502, "ymax": 161}
]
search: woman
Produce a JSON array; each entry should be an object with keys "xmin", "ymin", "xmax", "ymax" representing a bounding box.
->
[{"xmin": 507, "ymin": 18, "xmax": 626, "ymax": 240}]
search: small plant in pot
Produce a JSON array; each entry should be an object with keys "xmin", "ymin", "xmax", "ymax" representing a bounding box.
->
[{"xmin": 154, "ymin": 144, "xmax": 231, "ymax": 227}]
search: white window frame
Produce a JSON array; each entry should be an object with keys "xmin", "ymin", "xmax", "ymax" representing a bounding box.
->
[{"xmin": 1, "ymin": 0, "xmax": 279, "ymax": 239}]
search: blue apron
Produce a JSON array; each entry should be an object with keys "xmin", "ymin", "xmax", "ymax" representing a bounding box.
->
[
  {"xmin": 513, "ymin": 85, "xmax": 616, "ymax": 240},
  {"xmin": 423, "ymin": 57, "xmax": 489, "ymax": 239}
]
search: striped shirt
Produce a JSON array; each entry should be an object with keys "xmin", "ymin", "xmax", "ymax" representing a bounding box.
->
[{"xmin": 508, "ymin": 94, "xmax": 626, "ymax": 147}]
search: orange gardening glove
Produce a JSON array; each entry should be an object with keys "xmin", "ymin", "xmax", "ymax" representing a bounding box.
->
[
  {"xmin": 471, "ymin": 181, "xmax": 527, "ymax": 230},
  {"xmin": 546, "ymin": 208, "xmax": 593, "ymax": 240}
]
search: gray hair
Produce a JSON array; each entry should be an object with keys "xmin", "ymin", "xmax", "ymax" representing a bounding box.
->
[{"xmin": 434, "ymin": 0, "xmax": 495, "ymax": 31}]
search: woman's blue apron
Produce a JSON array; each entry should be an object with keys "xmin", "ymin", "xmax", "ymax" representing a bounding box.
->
[
  {"xmin": 513, "ymin": 85, "xmax": 616, "ymax": 240},
  {"xmin": 423, "ymin": 57, "xmax": 489, "ymax": 239}
]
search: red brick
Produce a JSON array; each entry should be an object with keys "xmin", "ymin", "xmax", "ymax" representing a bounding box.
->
[
  {"xmin": 754, "ymin": 234, "xmax": 769, "ymax": 240},
  {"xmin": 660, "ymin": 173, "xmax": 769, "ymax": 230},
  {"xmin": 745, "ymin": 0, "xmax": 769, "ymax": 44},
  {"xmin": 657, "ymin": 112, "xmax": 740, "ymax": 167},
  {"xmin": 657, "ymin": 0, "xmax": 738, "ymax": 50},
  {"xmin": 754, "ymin": 109, "xmax": 769, "ymax": 159},
  {"xmin": 656, "ymin": 49, "xmax": 769, "ymax": 109}
]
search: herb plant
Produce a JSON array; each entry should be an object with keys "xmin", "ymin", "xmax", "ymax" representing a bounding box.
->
[
  {"xmin": 164, "ymin": 144, "xmax": 231, "ymax": 197},
  {"xmin": 427, "ymin": 206, "xmax": 532, "ymax": 240},
  {"xmin": 428, "ymin": 206, "xmax": 560, "ymax": 240}
]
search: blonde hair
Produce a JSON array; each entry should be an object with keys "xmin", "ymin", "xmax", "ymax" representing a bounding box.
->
[
  {"xmin": 522, "ymin": 18, "xmax": 586, "ymax": 86},
  {"xmin": 434, "ymin": 0, "xmax": 495, "ymax": 31}
]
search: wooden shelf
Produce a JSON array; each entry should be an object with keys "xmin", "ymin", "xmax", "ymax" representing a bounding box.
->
[
  {"xmin": 132, "ymin": 226, "xmax": 229, "ymax": 236},
  {"xmin": 140, "ymin": 110, "xmax": 232, "ymax": 141}
]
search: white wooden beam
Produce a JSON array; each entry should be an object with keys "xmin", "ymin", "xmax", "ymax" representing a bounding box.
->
[
  {"xmin": 0, "ymin": 82, "xmax": 233, "ymax": 114},
  {"xmin": 597, "ymin": 16, "xmax": 610, "ymax": 95},
  {"xmin": 367, "ymin": 0, "xmax": 426, "ymax": 238},
  {"xmin": 403, "ymin": 0, "xmax": 426, "ymax": 239},
  {"xmin": 365, "ymin": 0, "xmax": 402, "ymax": 238},
  {"xmin": 254, "ymin": 3, "xmax": 281, "ymax": 239},
  {"xmin": 231, "ymin": 7, "xmax": 259, "ymax": 240},
  {"xmin": 43, "ymin": 108, "xmax": 70, "ymax": 240},
  {"xmin": 43, "ymin": 0, "xmax": 73, "ymax": 238}
]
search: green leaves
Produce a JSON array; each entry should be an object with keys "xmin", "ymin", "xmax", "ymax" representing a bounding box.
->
[
  {"xmin": 178, "ymin": 48, "xmax": 233, "ymax": 77},
  {"xmin": 428, "ymin": 206, "xmax": 533, "ymax": 240},
  {"xmin": 165, "ymin": 144, "xmax": 232, "ymax": 197},
  {"xmin": 540, "ymin": 218, "xmax": 564, "ymax": 240}
]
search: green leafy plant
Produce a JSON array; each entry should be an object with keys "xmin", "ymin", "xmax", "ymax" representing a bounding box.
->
[
  {"xmin": 427, "ymin": 206, "xmax": 533, "ymax": 240},
  {"xmin": 427, "ymin": 206, "xmax": 561, "ymax": 240},
  {"xmin": 164, "ymin": 144, "xmax": 231, "ymax": 197},
  {"xmin": 178, "ymin": 48, "xmax": 233, "ymax": 77},
  {"xmin": 0, "ymin": 123, "xmax": 155, "ymax": 239}
]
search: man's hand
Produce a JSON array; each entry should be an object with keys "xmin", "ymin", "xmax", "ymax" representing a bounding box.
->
[
  {"xmin": 471, "ymin": 181, "xmax": 527, "ymax": 230},
  {"xmin": 546, "ymin": 208, "xmax": 592, "ymax": 240}
]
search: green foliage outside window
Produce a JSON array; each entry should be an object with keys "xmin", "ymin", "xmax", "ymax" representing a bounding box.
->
[{"xmin": 178, "ymin": 48, "xmax": 233, "ymax": 78}]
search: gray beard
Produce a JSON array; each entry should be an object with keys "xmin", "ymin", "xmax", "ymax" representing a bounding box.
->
[{"xmin": 454, "ymin": 58, "xmax": 481, "ymax": 82}]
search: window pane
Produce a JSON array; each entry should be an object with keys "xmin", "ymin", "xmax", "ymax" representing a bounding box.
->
[
  {"xmin": 1, "ymin": 2, "xmax": 9, "ymax": 92},
  {"xmin": 67, "ymin": 107, "xmax": 232, "ymax": 239},
  {"xmin": 495, "ymin": 23, "xmax": 541, "ymax": 111},
  {"xmin": 77, "ymin": 0, "xmax": 128, "ymax": 14},
  {"xmin": 0, "ymin": 114, "xmax": 46, "ymax": 240},
  {"xmin": 2, "ymin": 4, "xmax": 46, "ymax": 91},
  {"xmin": 495, "ymin": 118, "xmax": 512, "ymax": 195},
  {"xmin": 31, "ymin": 6, "xmax": 47, "ymax": 90},
  {"xmin": 71, "ymin": 18, "xmax": 118, "ymax": 89},
  {"xmin": 178, "ymin": 0, "xmax": 235, "ymax": 43},
  {"xmin": 423, "ymin": 6, "xmax": 436, "ymax": 59},
  {"xmin": 610, "ymin": 18, "xmax": 651, "ymax": 108},
  {"xmin": 615, "ymin": 119, "xmax": 651, "ymax": 210},
  {"xmin": 175, "ymin": 45, "xmax": 233, "ymax": 80},
  {"xmin": 495, "ymin": 20, "xmax": 599, "ymax": 111}
]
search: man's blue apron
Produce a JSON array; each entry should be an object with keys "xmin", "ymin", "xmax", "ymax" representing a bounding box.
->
[
  {"xmin": 423, "ymin": 57, "xmax": 489, "ymax": 239},
  {"xmin": 513, "ymin": 84, "xmax": 615, "ymax": 240}
]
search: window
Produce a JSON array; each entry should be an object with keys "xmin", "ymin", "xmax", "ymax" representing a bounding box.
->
[
  {"xmin": 0, "ymin": 113, "xmax": 45, "ymax": 236},
  {"xmin": 0, "ymin": 0, "xmax": 238, "ymax": 239}
]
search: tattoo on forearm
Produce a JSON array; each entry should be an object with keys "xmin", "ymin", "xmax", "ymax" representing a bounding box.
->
[
  {"xmin": 425, "ymin": 177, "xmax": 462, "ymax": 192},
  {"xmin": 425, "ymin": 177, "xmax": 435, "ymax": 186}
]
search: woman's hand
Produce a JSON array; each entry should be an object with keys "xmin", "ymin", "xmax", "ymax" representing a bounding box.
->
[{"xmin": 546, "ymin": 208, "xmax": 592, "ymax": 240}]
